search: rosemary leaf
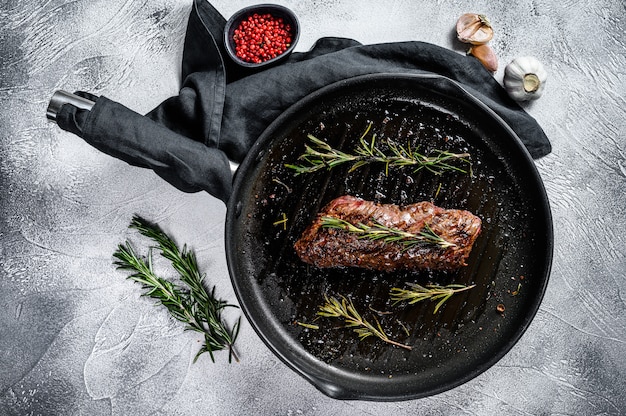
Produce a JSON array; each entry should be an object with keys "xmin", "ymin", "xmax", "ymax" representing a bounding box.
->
[
  {"xmin": 317, "ymin": 295, "xmax": 412, "ymax": 350},
  {"xmin": 296, "ymin": 321, "xmax": 320, "ymax": 330},
  {"xmin": 390, "ymin": 283, "xmax": 475, "ymax": 314},
  {"xmin": 273, "ymin": 213, "xmax": 288, "ymax": 230},
  {"xmin": 113, "ymin": 215, "xmax": 240, "ymax": 363}
]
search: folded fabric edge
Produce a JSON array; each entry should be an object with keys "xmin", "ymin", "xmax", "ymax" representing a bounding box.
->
[{"xmin": 56, "ymin": 96, "xmax": 233, "ymax": 203}]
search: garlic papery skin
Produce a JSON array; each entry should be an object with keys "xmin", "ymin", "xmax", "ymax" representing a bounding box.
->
[
  {"xmin": 469, "ymin": 44, "xmax": 498, "ymax": 72},
  {"xmin": 456, "ymin": 13, "xmax": 494, "ymax": 45},
  {"xmin": 503, "ymin": 56, "xmax": 547, "ymax": 102}
]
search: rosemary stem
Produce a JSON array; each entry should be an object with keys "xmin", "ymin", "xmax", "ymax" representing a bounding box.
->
[
  {"xmin": 229, "ymin": 346, "xmax": 240, "ymax": 363},
  {"xmin": 385, "ymin": 338, "xmax": 413, "ymax": 351}
]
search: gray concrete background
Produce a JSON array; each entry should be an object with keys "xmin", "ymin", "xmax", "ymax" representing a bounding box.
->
[{"xmin": 1, "ymin": 0, "xmax": 624, "ymax": 414}]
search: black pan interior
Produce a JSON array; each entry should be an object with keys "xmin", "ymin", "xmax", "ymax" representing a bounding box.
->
[{"xmin": 225, "ymin": 74, "xmax": 553, "ymax": 400}]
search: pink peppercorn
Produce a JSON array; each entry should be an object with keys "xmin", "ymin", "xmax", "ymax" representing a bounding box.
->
[{"xmin": 233, "ymin": 13, "xmax": 293, "ymax": 64}]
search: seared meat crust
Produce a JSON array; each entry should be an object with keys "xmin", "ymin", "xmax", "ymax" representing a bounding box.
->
[{"xmin": 294, "ymin": 195, "xmax": 482, "ymax": 271}]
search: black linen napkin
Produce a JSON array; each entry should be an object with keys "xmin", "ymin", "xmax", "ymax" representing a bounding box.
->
[{"xmin": 56, "ymin": 0, "xmax": 551, "ymax": 204}]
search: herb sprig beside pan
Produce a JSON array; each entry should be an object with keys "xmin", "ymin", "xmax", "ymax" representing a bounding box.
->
[{"xmin": 113, "ymin": 216, "xmax": 241, "ymax": 363}]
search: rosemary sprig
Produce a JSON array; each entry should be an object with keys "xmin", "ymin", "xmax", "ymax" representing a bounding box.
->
[
  {"xmin": 285, "ymin": 123, "xmax": 471, "ymax": 175},
  {"xmin": 390, "ymin": 283, "xmax": 475, "ymax": 314},
  {"xmin": 113, "ymin": 215, "xmax": 241, "ymax": 363},
  {"xmin": 317, "ymin": 295, "xmax": 412, "ymax": 350},
  {"xmin": 320, "ymin": 216, "xmax": 456, "ymax": 249}
]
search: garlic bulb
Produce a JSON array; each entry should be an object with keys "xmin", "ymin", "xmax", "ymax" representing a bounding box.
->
[
  {"xmin": 503, "ymin": 56, "xmax": 547, "ymax": 102},
  {"xmin": 456, "ymin": 13, "xmax": 494, "ymax": 45}
]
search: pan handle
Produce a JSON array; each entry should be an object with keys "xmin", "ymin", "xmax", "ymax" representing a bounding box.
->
[
  {"xmin": 46, "ymin": 90, "xmax": 96, "ymax": 121},
  {"xmin": 46, "ymin": 90, "xmax": 240, "ymax": 177}
]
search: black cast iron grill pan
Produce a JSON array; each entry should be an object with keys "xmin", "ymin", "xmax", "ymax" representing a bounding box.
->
[{"xmin": 225, "ymin": 74, "xmax": 553, "ymax": 400}]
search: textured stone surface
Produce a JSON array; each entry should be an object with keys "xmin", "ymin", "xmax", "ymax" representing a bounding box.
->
[{"xmin": 1, "ymin": 0, "xmax": 624, "ymax": 414}]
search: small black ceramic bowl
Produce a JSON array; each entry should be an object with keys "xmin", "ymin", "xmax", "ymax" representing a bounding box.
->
[{"xmin": 224, "ymin": 4, "xmax": 300, "ymax": 68}]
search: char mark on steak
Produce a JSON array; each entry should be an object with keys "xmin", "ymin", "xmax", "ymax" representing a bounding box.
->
[{"xmin": 294, "ymin": 195, "xmax": 482, "ymax": 271}]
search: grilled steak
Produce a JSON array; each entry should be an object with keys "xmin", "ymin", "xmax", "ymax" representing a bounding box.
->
[{"xmin": 294, "ymin": 195, "xmax": 481, "ymax": 271}]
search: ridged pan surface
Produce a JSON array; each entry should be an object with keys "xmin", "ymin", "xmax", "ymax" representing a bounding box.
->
[{"xmin": 226, "ymin": 73, "xmax": 553, "ymax": 401}]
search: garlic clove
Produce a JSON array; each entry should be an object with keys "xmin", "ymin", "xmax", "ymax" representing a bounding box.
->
[
  {"xmin": 456, "ymin": 13, "xmax": 494, "ymax": 45},
  {"xmin": 468, "ymin": 44, "xmax": 498, "ymax": 72}
]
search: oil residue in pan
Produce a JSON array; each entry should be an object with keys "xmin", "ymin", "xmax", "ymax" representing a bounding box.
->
[{"xmin": 236, "ymin": 85, "xmax": 546, "ymax": 381}]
